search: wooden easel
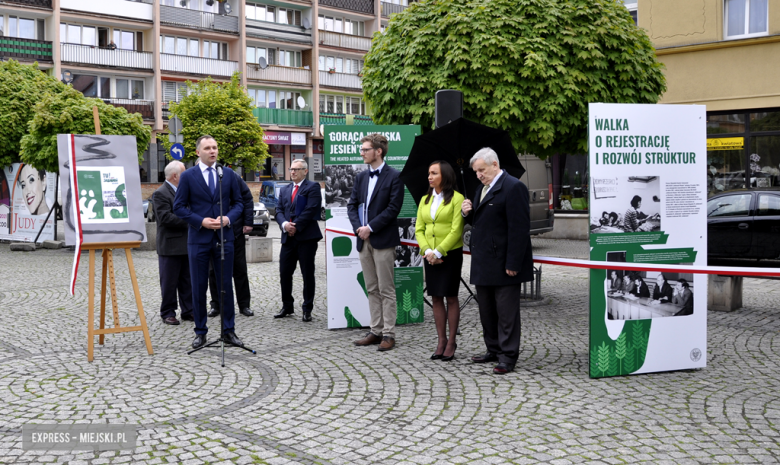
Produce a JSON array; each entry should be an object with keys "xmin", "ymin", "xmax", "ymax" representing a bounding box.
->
[
  {"xmin": 85, "ymin": 242, "xmax": 154, "ymax": 361},
  {"xmin": 82, "ymin": 107, "xmax": 153, "ymax": 361}
]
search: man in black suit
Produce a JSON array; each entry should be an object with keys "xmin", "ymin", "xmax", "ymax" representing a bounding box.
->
[
  {"xmin": 207, "ymin": 169, "xmax": 255, "ymax": 318},
  {"xmin": 462, "ymin": 147, "xmax": 534, "ymax": 374},
  {"xmin": 347, "ymin": 134, "xmax": 404, "ymax": 351},
  {"xmin": 274, "ymin": 159, "xmax": 323, "ymax": 322},
  {"xmin": 154, "ymin": 160, "xmax": 193, "ymax": 325},
  {"xmin": 173, "ymin": 135, "xmax": 245, "ymax": 349}
]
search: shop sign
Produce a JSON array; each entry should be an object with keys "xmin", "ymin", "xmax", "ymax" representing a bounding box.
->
[
  {"xmin": 707, "ymin": 137, "xmax": 743, "ymax": 151},
  {"xmin": 263, "ymin": 131, "xmax": 291, "ymax": 145}
]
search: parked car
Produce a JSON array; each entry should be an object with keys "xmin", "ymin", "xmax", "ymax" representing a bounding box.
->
[
  {"xmin": 708, "ymin": 188, "xmax": 780, "ymax": 260},
  {"xmin": 258, "ymin": 180, "xmax": 293, "ymax": 217},
  {"xmin": 250, "ymin": 201, "xmax": 270, "ymax": 237},
  {"xmin": 518, "ymin": 154, "xmax": 554, "ymax": 235}
]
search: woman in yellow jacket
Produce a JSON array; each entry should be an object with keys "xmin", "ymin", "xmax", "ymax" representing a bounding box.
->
[{"xmin": 415, "ymin": 161, "xmax": 464, "ymax": 361}]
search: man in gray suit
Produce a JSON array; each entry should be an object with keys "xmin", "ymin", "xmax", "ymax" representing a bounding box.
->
[{"xmin": 154, "ymin": 160, "xmax": 193, "ymax": 325}]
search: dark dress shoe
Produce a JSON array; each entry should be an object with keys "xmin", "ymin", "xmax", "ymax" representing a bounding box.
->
[
  {"xmin": 163, "ymin": 316, "xmax": 180, "ymax": 325},
  {"xmin": 274, "ymin": 308, "xmax": 294, "ymax": 319},
  {"xmin": 471, "ymin": 352, "xmax": 498, "ymax": 363},
  {"xmin": 377, "ymin": 336, "xmax": 395, "ymax": 351},
  {"xmin": 302, "ymin": 311, "xmax": 312, "ymax": 322},
  {"xmin": 223, "ymin": 332, "xmax": 244, "ymax": 347},
  {"xmin": 493, "ymin": 362, "xmax": 515, "ymax": 374},
  {"xmin": 192, "ymin": 334, "xmax": 207, "ymax": 349},
  {"xmin": 239, "ymin": 307, "xmax": 254, "ymax": 317},
  {"xmin": 180, "ymin": 313, "xmax": 194, "ymax": 321},
  {"xmin": 430, "ymin": 353, "xmax": 443, "ymax": 360},
  {"xmin": 354, "ymin": 332, "xmax": 382, "ymax": 346},
  {"xmin": 441, "ymin": 344, "xmax": 457, "ymax": 361},
  {"xmin": 208, "ymin": 305, "xmax": 220, "ymax": 318}
]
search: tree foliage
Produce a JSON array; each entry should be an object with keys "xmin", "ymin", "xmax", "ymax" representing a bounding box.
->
[
  {"xmin": 362, "ymin": 0, "xmax": 667, "ymax": 158},
  {"xmin": 0, "ymin": 60, "xmax": 67, "ymax": 167},
  {"xmin": 163, "ymin": 73, "xmax": 269, "ymax": 171},
  {"xmin": 20, "ymin": 86, "xmax": 151, "ymax": 173}
]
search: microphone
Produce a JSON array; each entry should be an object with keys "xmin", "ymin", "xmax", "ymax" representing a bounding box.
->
[{"xmin": 216, "ymin": 163, "xmax": 224, "ymax": 178}]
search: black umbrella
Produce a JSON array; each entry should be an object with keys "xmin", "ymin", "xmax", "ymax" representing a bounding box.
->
[{"xmin": 400, "ymin": 118, "xmax": 526, "ymax": 205}]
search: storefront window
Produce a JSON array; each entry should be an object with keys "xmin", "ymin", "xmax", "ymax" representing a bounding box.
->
[
  {"xmin": 749, "ymin": 135, "xmax": 780, "ymax": 188},
  {"xmin": 707, "ymin": 148, "xmax": 746, "ymax": 196},
  {"xmin": 707, "ymin": 113, "xmax": 745, "ymax": 135},
  {"xmin": 750, "ymin": 111, "xmax": 780, "ymax": 132}
]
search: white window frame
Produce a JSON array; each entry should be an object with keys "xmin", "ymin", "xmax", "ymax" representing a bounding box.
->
[
  {"xmin": 61, "ymin": 23, "xmax": 96, "ymax": 45},
  {"xmin": 724, "ymin": 0, "xmax": 768, "ymax": 40},
  {"xmin": 9, "ymin": 16, "xmax": 36, "ymax": 40}
]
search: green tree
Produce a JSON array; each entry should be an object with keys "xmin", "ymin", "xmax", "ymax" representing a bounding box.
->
[
  {"xmin": 362, "ymin": 0, "xmax": 666, "ymax": 158},
  {"xmin": 20, "ymin": 86, "xmax": 151, "ymax": 173},
  {"xmin": 163, "ymin": 73, "xmax": 268, "ymax": 171},
  {"xmin": 0, "ymin": 60, "xmax": 67, "ymax": 168}
]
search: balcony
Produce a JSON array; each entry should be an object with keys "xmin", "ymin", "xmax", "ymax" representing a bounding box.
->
[
  {"xmin": 161, "ymin": 54, "xmax": 239, "ymax": 77},
  {"xmin": 381, "ymin": 2, "xmax": 408, "ymax": 18},
  {"xmin": 320, "ymin": 113, "xmax": 373, "ymax": 125},
  {"xmin": 105, "ymin": 99, "xmax": 154, "ymax": 120},
  {"xmin": 61, "ymin": 43, "xmax": 153, "ymax": 70},
  {"xmin": 253, "ymin": 108, "xmax": 313, "ymax": 127},
  {"xmin": 60, "ymin": 0, "xmax": 153, "ymax": 21},
  {"xmin": 2, "ymin": 0, "xmax": 51, "ymax": 8},
  {"xmin": 246, "ymin": 19, "xmax": 312, "ymax": 45},
  {"xmin": 319, "ymin": 70, "xmax": 362, "ymax": 90},
  {"xmin": 160, "ymin": 5, "xmax": 239, "ymax": 34},
  {"xmin": 0, "ymin": 38, "xmax": 53, "ymax": 62},
  {"xmin": 319, "ymin": 0, "xmax": 373, "ymax": 15},
  {"xmin": 247, "ymin": 64, "xmax": 312, "ymax": 86},
  {"xmin": 318, "ymin": 30, "xmax": 371, "ymax": 52}
]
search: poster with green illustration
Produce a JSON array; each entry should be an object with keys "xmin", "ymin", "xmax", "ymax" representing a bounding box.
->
[
  {"xmin": 76, "ymin": 166, "xmax": 129, "ymax": 223},
  {"xmin": 324, "ymin": 125, "xmax": 424, "ymax": 330},
  {"xmin": 588, "ymin": 103, "xmax": 707, "ymax": 378}
]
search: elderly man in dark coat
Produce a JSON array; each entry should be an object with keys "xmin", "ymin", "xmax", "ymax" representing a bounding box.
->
[{"xmin": 462, "ymin": 147, "xmax": 534, "ymax": 374}]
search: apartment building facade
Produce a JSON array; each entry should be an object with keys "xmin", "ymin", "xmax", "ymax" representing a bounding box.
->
[
  {"xmin": 639, "ymin": 0, "xmax": 780, "ymax": 198},
  {"xmin": 0, "ymin": 0, "xmax": 411, "ymax": 185}
]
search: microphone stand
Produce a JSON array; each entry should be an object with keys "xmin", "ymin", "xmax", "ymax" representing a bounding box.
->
[{"xmin": 189, "ymin": 163, "xmax": 256, "ymax": 366}]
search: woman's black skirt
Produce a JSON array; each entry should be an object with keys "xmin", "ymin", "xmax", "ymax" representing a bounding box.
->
[{"xmin": 424, "ymin": 248, "xmax": 463, "ymax": 297}]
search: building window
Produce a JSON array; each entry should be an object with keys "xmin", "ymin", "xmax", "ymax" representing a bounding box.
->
[
  {"xmin": 112, "ymin": 29, "xmax": 135, "ymax": 50},
  {"xmin": 725, "ymin": 0, "xmax": 768, "ymax": 39},
  {"xmin": 117, "ymin": 79, "xmax": 145, "ymax": 100},
  {"xmin": 163, "ymin": 81, "xmax": 189, "ymax": 103},
  {"xmin": 320, "ymin": 55, "xmax": 363, "ymax": 75},
  {"xmin": 161, "ymin": 36, "xmax": 202, "ymax": 57},
  {"xmin": 318, "ymin": 15, "xmax": 365, "ymax": 36},
  {"xmin": 72, "ymin": 75, "xmax": 111, "ymax": 99},
  {"xmin": 8, "ymin": 16, "xmax": 35, "ymax": 39},
  {"xmin": 246, "ymin": 4, "xmax": 277, "ymax": 23},
  {"xmin": 320, "ymin": 94, "xmax": 365, "ymax": 115},
  {"xmin": 246, "ymin": 46, "xmax": 275, "ymax": 65},
  {"xmin": 204, "ymin": 40, "xmax": 228, "ymax": 60},
  {"xmin": 279, "ymin": 49, "xmax": 302, "ymax": 68},
  {"xmin": 61, "ymin": 23, "xmax": 96, "ymax": 45},
  {"xmin": 278, "ymin": 8, "xmax": 302, "ymax": 26},
  {"xmin": 250, "ymin": 88, "xmax": 305, "ymax": 110}
]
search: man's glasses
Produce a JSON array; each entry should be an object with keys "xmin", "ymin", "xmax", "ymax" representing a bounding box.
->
[
  {"xmin": 359, "ymin": 148, "xmax": 374, "ymax": 153},
  {"xmin": 289, "ymin": 168, "xmax": 306, "ymax": 172}
]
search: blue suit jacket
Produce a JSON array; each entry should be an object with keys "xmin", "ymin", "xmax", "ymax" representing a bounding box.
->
[
  {"xmin": 173, "ymin": 164, "xmax": 244, "ymax": 244},
  {"xmin": 275, "ymin": 178, "xmax": 323, "ymax": 244},
  {"xmin": 347, "ymin": 164, "xmax": 404, "ymax": 252}
]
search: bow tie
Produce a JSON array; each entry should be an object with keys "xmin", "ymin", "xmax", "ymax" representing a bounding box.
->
[{"xmin": 369, "ymin": 170, "xmax": 379, "ymax": 178}]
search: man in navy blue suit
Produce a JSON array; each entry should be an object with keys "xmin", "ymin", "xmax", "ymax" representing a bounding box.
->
[
  {"xmin": 347, "ymin": 134, "xmax": 404, "ymax": 351},
  {"xmin": 274, "ymin": 159, "xmax": 323, "ymax": 322},
  {"xmin": 173, "ymin": 135, "xmax": 245, "ymax": 349}
]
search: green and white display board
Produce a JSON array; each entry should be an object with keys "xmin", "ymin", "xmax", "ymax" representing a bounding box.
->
[
  {"xmin": 588, "ymin": 103, "xmax": 707, "ymax": 378},
  {"xmin": 324, "ymin": 125, "xmax": 424, "ymax": 330}
]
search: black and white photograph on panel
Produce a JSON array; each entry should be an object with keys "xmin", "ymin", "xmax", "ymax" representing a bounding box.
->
[
  {"xmin": 590, "ymin": 176, "xmax": 662, "ymax": 233},
  {"xmin": 324, "ymin": 164, "xmax": 368, "ymax": 209}
]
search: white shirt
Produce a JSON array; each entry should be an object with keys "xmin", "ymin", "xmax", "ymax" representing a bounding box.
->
[
  {"xmin": 424, "ymin": 190, "xmax": 446, "ymax": 259},
  {"xmin": 482, "ymin": 170, "xmax": 504, "ymax": 197},
  {"xmin": 364, "ymin": 162, "xmax": 385, "ymax": 232},
  {"xmin": 165, "ymin": 180, "xmax": 177, "ymax": 192},
  {"xmin": 199, "ymin": 161, "xmax": 216, "ymax": 188},
  {"xmin": 282, "ymin": 181, "xmax": 305, "ymax": 231}
]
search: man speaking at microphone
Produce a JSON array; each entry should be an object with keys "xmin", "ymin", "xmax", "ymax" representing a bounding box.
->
[{"xmin": 173, "ymin": 135, "xmax": 245, "ymax": 349}]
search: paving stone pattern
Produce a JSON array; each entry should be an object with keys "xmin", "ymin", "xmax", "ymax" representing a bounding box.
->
[{"xmin": 0, "ymin": 233, "xmax": 778, "ymax": 464}]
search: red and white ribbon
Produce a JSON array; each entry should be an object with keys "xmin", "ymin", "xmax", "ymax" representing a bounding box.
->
[
  {"xmin": 67, "ymin": 134, "xmax": 84, "ymax": 296},
  {"xmin": 325, "ymin": 227, "xmax": 780, "ymax": 278}
]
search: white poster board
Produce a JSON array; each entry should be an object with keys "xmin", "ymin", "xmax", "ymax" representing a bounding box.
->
[{"xmin": 588, "ymin": 103, "xmax": 707, "ymax": 378}]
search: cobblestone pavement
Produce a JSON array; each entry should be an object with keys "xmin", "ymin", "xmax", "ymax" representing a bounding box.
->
[{"xmin": 0, "ymin": 231, "xmax": 779, "ymax": 464}]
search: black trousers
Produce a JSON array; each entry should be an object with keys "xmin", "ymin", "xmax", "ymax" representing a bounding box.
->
[
  {"xmin": 209, "ymin": 233, "xmax": 250, "ymax": 310},
  {"xmin": 279, "ymin": 237, "xmax": 318, "ymax": 312},
  {"xmin": 475, "ymin": 284, "xmax": 522, "ymax": 365},
  {"xmin": 158, "ymin": 254, "xmax": 193, "ymax": 320}
]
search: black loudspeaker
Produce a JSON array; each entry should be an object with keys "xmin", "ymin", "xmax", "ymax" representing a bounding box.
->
[{"xmin": 435, "ymin": 90, "xmax": 463, "ymax": 128}]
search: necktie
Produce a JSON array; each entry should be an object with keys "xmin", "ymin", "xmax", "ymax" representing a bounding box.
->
[
  {"xmin": 369, "ymin": 170, "xmax": 379, "ymax": 178},
  {"xmin": 291, "ymin": 184, "xmax": 299, "ymax": 203},
  {"xmin": 207, "ymin": 167, "xmax": 215, "ymax": 195},
  {"xmin": 480, "ymin": 185, "xmax": 489, "ymax": 202}
]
